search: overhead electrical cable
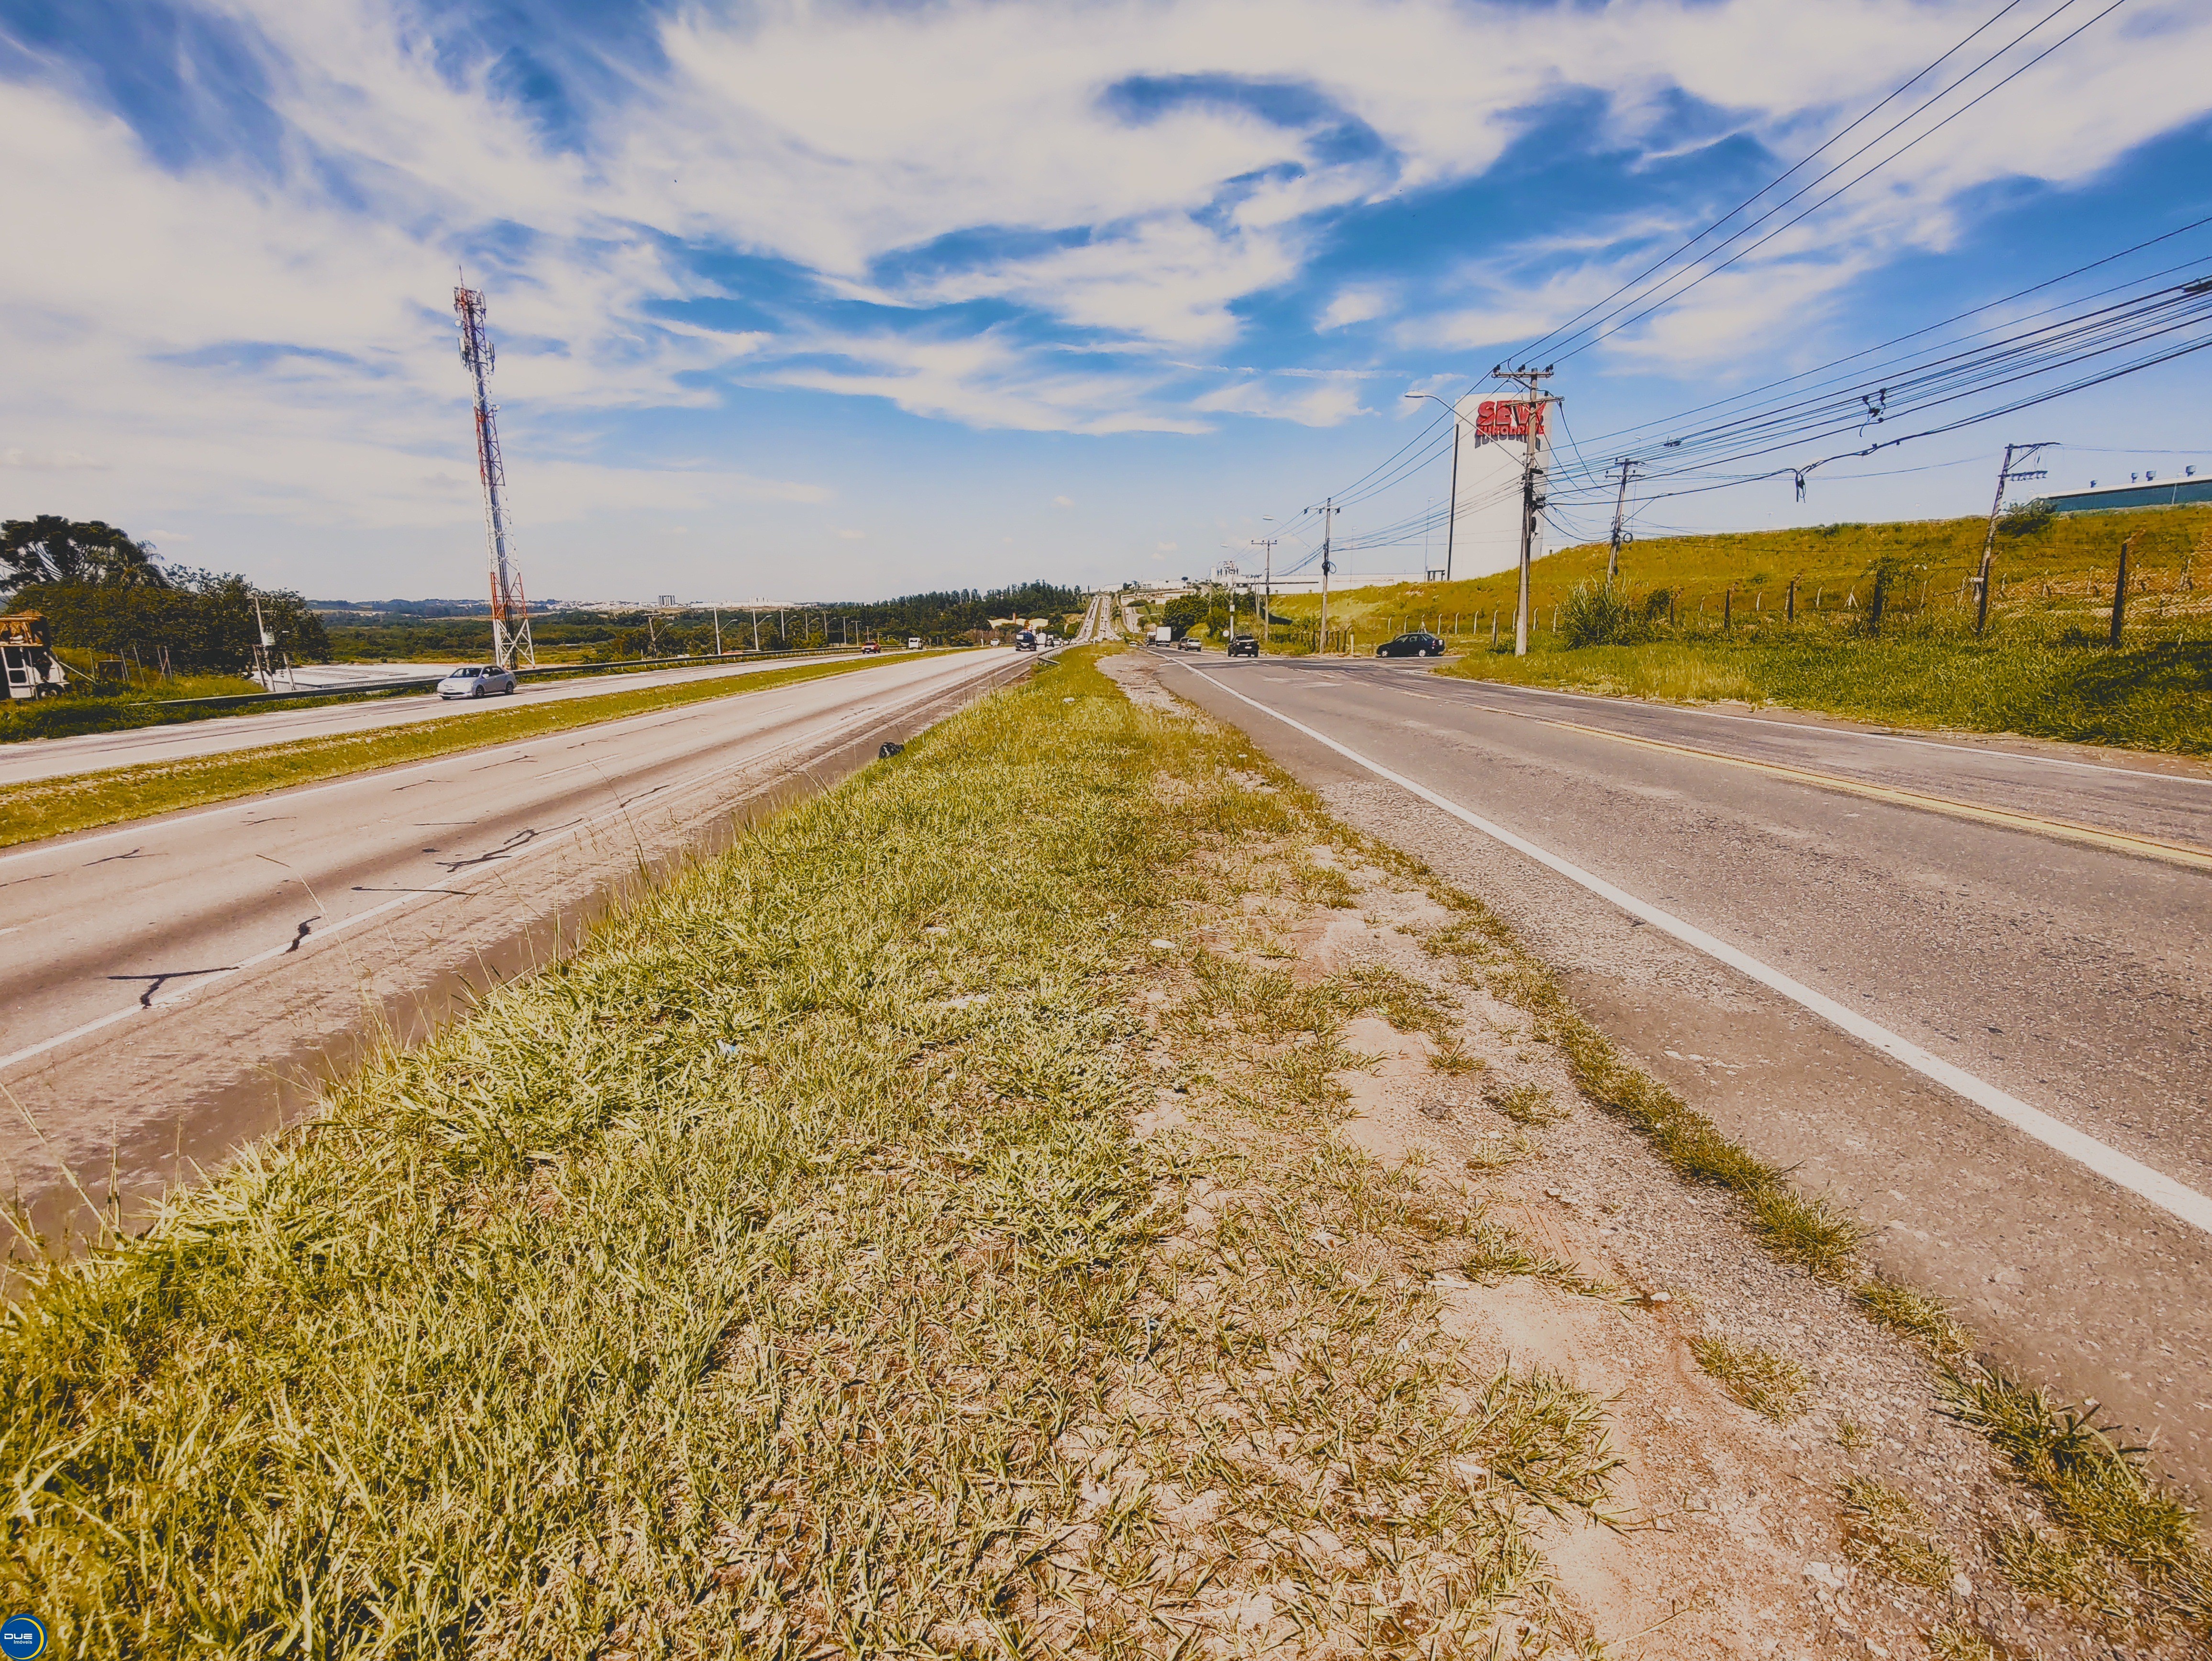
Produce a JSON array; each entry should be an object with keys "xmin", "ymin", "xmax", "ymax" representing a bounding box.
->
[
  {"xmin": 1600, "ymin": 271, "xmax": 2212, "ymax": 482},
  {"xmin": 1550, "ymin": 0, "xmax": 2135, "ymax": 366},
  {"xmin": 1511, "ymin": 0, "xmax": 2041, "ymax": 365},
  {"xmin": 1568, "ymin": 211, "xmax": 2212, "ymax": 456}
]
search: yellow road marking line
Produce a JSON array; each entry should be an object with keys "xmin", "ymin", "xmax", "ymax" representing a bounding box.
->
[{"xmin": 1480, "ymin": 704, "xmax": 2212, "ymax": 873}]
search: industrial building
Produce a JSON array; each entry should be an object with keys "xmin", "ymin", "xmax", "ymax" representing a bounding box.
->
[{"xmin": 2040, "ymin": 471, "xmax": 2212, "ymax": 514}]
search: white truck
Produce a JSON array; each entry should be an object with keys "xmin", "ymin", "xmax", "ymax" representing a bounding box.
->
[
  {"xmin": 1150, "ymin": 625, "xmax": 1174, "ymax": 645},
  {"xmin": 0, "ymin": 613, "xmax": 68, "ymax": 700}
]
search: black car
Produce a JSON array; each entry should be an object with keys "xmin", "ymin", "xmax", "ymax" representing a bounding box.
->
[
  {"xmin": 1226, "ymin": 636, "xmax": 1259, "ymax": 657},
  {"xmin": 1015, "ymin": 629, "xmax": 1037, "ymax": 652},
  {"xmin": 1376, "ymin": 631, "xmax": 1445, "ymax": 658}
]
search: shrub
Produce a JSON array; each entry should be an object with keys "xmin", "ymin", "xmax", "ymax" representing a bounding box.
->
[
  {"xmin": 1999, "ymin": 498, "xmax": 2055, "ymax": 537},
  {"xmin": 1559, "ymin": 582, "xmax": 1650, "ymax": 648}
]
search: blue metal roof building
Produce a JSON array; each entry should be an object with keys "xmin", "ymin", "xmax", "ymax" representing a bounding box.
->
[{"xmin": 2041, "ymin": 475, "xmax": 2212, "ymax": 514}]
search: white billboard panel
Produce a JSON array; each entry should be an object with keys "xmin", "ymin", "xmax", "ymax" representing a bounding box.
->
[{"xmin": 1446, "ymin": 395, "xmax": 1549, "ymax": 579}]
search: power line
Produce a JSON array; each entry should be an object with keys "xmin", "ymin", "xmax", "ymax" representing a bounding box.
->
[
  {"xmin": 1247, "ymin": 0, "xmax": 2154, "ymax": 568},
  {"xmin": 1570, "ymin": 212, "xmax": 2212, "ymax": 456},
  {"xmin": 1512, "ymin": 0, "xmax": 2047, "ymax": 364},
  {"xmin": 1551, "ymin": 0, "xmax": 2134, "ymax": 367}
]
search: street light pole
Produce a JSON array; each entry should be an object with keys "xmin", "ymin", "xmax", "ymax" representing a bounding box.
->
[
  {"xmin": 1405, "ymin": 392, "xmax": 1474, "ymax": 586},
  {"xmin": 1250, "ymin": 536, "xmax": 1277, "ymax": 653}
]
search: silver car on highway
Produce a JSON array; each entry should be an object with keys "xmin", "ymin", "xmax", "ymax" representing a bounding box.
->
[{"xmin": 437, "ymin": 664, "xmax": 519, "ymax": 699}]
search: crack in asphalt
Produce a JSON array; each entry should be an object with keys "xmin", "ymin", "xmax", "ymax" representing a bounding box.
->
[{"xmin": 109, "ymin": 967, "xmax": 238, "ymax": 1009}]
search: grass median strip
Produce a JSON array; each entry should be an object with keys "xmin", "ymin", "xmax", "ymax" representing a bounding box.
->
[
  {"xmin": 3, "ymin": 645, "xmax": 1620, "ymax": 1654},
  {"xmin": 3, "ymin": 652, "xmax": 949, "ymax": 850}
]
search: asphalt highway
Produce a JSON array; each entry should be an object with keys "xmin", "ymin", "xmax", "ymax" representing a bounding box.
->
[
  {"xmin": 0, "ymin": 650, "xmax": 865, "ymax": 787},
  {"xmin": 1, "ymin": 648, "xmax": 1020, "ymax": 1233},
  {"xmin": 1152, "ymin": 648, "xmax": 2212, "ymax": 1494}
]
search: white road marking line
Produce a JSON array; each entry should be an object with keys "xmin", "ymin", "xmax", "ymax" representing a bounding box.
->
[
  {"xmin": 0, "ymin": 891, "xmax": 418, "ymax": 1074},
  {"xmin": 0, "ymin": 658, "xmax": 1015, "ymax": 1076},
  {"xmin": 1185, "ymin": 664, "xmax": 2212, "ymax": 1238}
]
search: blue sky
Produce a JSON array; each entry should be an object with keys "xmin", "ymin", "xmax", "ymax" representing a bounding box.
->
[{"xmin": 3, "ymin": 0, "xmax": 2210, "ymax": 602}]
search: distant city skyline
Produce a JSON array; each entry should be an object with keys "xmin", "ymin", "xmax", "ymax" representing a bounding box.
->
[{"xmin": 4, "ymin": 0, "xmax": 2210, "ymax": 601}]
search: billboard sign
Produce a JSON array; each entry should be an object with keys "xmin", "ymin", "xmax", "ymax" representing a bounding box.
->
[{"xmin": 1446, "ymin": 394, "xmax": 1549, "ymax": 578}]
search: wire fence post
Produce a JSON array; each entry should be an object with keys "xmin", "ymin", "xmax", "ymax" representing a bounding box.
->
[{"xmin": 2110, "ymin": 533, "xmax": 2135, "ymax": 648}]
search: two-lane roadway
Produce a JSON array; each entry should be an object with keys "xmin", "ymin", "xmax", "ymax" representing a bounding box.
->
[
  {"xmin": 2, "ymin": 648, "xmax": 1024, "ymax": 1237},
  {"xmin": 0, "ymin": 651, "xmax": 866, "ymax": 788}
]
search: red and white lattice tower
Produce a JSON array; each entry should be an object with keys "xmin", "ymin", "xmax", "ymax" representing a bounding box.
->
[{"xmin": 453, "ymin": 285, "xmax": 534, "ymax": 668}]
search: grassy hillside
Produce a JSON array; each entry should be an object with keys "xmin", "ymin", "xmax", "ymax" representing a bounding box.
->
[
  {"xmin": 1257, "ymin": 505, "xmax": 2212, "ymax": 754},
  {"xmin": 1268, "ymin": 503, "xmax": 2212, "ymax": 647}
]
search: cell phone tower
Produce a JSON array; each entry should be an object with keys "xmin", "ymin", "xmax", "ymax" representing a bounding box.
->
[{"xmin": 453, "ymin": 284, "xmax": 534, "ymax": 668}]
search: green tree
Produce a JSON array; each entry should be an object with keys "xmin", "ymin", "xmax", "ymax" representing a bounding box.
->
[
  {"xmin": 13, "ymin": 569, "xmax": 328, "ymax": 672},
  {"xmin": 1, "ymin": 517, "xmax": 170, "ymax": 590},
  {"xmin": 1161, "ymin": 595, "xmax": 1206, "ymax": 637}
]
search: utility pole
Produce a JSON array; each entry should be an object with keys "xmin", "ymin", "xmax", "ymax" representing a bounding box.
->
[
  {"xmin": 1250, "ymin": 537, "xmax": 1277, "ymax": 652},
  {"xmin": 1309, "ymin": 499, "xmax": 1338, "ymax": 653},
  {"xmin": 2111, "ymin": 533, "xmax": 2136, "ymax": 647},
  {"xmin": 1606, "ymin": 459, "xmax": 1637, "ymax": 587},
  {"xmin": 713, "ymin": 608, "xmax": 723, "ymax": 656},
  {"xmin": 1493, "ymin": 365, "xmax": 1559, "ymax": 657},
  {"xmin": 1975, "ymin": 442, "xmax": 2054, "ymax": 634}
]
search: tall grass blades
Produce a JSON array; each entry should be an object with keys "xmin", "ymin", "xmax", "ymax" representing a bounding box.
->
[{"xmin": 0, "ymin": 647, "xmax": 1209, "ymax": 1654}]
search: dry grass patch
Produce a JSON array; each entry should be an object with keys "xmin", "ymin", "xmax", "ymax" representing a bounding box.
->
[
  {"xmin": 1858, "ymin": 1277, "xmax": 1975, "ymax": 1361},
  {"xmin": 1486, "ymin": 1081, "xmax": 1565, "ymax": 1127},
  {"xmin": 1946, "ymin": 1371, "xmax": 2210, "ymax": 1638},
  {"xmin": 1019, "ymin": 800, "xmax": 1627, "ymax": 1654},
  {"xmin": 1839, "ymin": 1475, "xmax": 1958, "ymax": 1590},
  {"xmin": 1689, "ymin": 1335, "xmax": 1812, "ymax": 1422}
]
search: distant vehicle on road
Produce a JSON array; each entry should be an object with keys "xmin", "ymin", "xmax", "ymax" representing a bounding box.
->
[
  {"xmin": 438, "ymin": 664, "xmax": 519, "ymax": 698},
  {"xmin": 1177, "ymin": 637, "xmax": 1204, "ymax": 652},
  {"xmin": 907, "ymin": 637, "xmax": 922, "ymax": 650},
  {"xmin": 861, "ymin": 641, "xmax": 881, "ymax": 654},
  {"xmin": 1015, "ymin": 630, "xmax": 1038, "ymax": 652},
  {"xmin": 1227, "ymin": 636, "xmax": 1259, "ymax": 658},
  {"xmin": 1150, "ymin": 626, "xmax": 1175, "ymax": 645},
  {"xmin": 1376, "ymin": 631, "xmax": 1445, "ymax": 658}
]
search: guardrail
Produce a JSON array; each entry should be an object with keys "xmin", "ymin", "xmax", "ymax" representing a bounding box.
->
[{"xmin": 144, "ymin": 645, "xmax": 927, "ymax": 714}]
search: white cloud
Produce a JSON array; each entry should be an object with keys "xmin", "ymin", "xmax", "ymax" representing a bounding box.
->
[
  {"xmin": 1319, "ymin": 288, "xmax": 1392, "ymax": 331},
  {"xmin": 5, "ymin": 0, "xmax": 2210, "ymax": 565},
  {"xmin": 1054, "ymin": 495, "xmax": 1075, "ymax": 507},
  {"xmin": 1156, "ymin": 541, "xmax": 1180, "ymax": 552},
  {"xmin": 1193, "ymin": 376, "xmax": 1369, "ymax": 427},
  {"xmin": 1, "ymin": 448, "xmax": 105, "ymax": 471}
]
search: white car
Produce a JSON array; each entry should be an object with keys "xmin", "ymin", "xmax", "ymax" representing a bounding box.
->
[
  {"xmin": 907, "ymin": 636, "xmax": 922, "ymax": 650},
  {"xmin": 438, "ymin": 664, "xmax": 518, "ymax": 699}
]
